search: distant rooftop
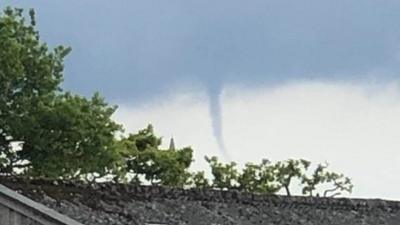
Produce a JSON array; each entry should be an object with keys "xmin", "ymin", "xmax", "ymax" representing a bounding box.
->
[{"xmin": 1, "ymin": 177, "xmax": 399, "ymax": 225}]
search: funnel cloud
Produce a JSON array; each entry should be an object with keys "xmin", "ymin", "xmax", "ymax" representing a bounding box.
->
[{"xmin": 206, "ymin": 82, "xmax": 229, "ymax": 159}]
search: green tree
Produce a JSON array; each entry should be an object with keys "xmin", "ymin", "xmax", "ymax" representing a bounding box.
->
[
  {"xmin": 201, "ymin": 157, "xmax": 353, "ymax": 197},
  {"xmin": 0, "ymin": 8, "xmax": 122, "ymax": 180},
  {"xmin": 205, "ymin": 156, "xmax": 239, "ymax": 189},
  {"xmin": 0, "ymin": 7, "xmax": 69, "ymax": 173},
  {"xmin": 120, "ymin": 125, "xmax": 194, "ymax": 186},
  {"xmin": 19, "ymin": 93, "xmax": 123, "ymax": 180},
  {"xmin": 190, "ymin": 171, "xmax": 210, "ymax": 188},
  {"xmin": 301, "ymin": 163, "xmax": 353, "ymax": 197},
  {"xmin": 273, "ymin": 159, "xmax": 353, "ymax": 197},
  {"xmin": 238, "ymin": 159, "xmax": 280, "ymax": 193},
  {"xmin": 274, "ymin": 159, "xmax": 311, "ymax": 196}
]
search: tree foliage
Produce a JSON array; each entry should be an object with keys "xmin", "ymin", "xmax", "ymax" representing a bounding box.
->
[
  {"xmin": 0, "ymin": 7, "xmax": 68, "ymax": 173},
  {"xmin": 119, "ymin": 125, "xmax": 193, "ymax": 187},
  {"xmin": 238, "ymin": 159, "xmax": 280, "ymax": 194},
  {"xmin": 190, "ymin": 171, "xmax": 210, "ymax": 188},
  {"xmin": 0, "ymin": 8, "xmax": 121, "ymax": 180},
  {"xmin": 20, "ymin": 93, "xmax": 122, "ymax": 179},
  {"xmin": 204, "ymin": 156, "xmax": 352, "ymax": 197},
  {"xmin": 274, "ymin": 159, "xmax": 310, "ymax": 196},
  {"xmin": 301, "ymin": 162, "xmax": 353, "ymax": 197},
  {"xmin": 205, "ymin": 156, "xmax": 239, "ymax": 190}
]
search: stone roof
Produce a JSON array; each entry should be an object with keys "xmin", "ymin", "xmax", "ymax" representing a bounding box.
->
[{"xmin": 1, "ymin": 177, "xmax": 399, "ymax": 225}]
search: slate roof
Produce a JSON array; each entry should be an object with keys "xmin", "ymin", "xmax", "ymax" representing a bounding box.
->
[{"xmin": 1, "ymin": 177, "xmax": 400, "ymax": 225}]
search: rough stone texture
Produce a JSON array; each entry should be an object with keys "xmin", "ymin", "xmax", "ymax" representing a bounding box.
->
[{"xmin": 1, "ymin": 177, "xmax": 400, "ymax": 225}]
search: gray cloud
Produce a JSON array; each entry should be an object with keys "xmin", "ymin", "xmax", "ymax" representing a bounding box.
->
[
  {"xmin": 4, "ymin": 0, "xmax": 400, "ymax": 101},
  {"xmin": 4, "ymin": 0, "xmax": 400, "ymax": 162}
]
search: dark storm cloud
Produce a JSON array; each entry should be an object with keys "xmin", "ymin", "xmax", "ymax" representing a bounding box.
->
[{"xmin": 3, "ymin": 0, "xmax": 400, "ymax": 154}]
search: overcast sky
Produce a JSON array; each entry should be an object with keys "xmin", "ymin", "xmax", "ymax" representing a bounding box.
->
[{"xmin": 3, "ymin": 0, "xmax": 400, "ymax": 200}]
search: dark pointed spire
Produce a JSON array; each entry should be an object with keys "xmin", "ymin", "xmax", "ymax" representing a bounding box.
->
[{"xmin": 169, "ymin": 137, "xmax": 175, "ymax": 150}]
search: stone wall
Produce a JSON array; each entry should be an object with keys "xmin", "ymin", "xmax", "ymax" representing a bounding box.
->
[{"xmin": 1, "ymin": 178, "xmax": 400, "ymax": 225}]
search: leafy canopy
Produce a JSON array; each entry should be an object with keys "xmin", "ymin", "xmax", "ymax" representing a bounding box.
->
[
  {"xmin": 205, "ymin": 156, "xmax": 353, "ymax": 197},
  {"xmin": 0, "ymin": 7, "xmax": 122, "ymax": 179},
  {"xmin": 119, "ymin": 125, "xmax": 193, "ymax": 186}
]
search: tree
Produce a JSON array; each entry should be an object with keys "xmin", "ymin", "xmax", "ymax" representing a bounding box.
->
[
  {"xmin": 238, "ymin": 159, "xmax": 280, "ymax": 194},
  {"xmin": 0, "ymin": 8, "xmax": 122, "ymax": 180},
  {"xmin": 202, "ymin": 156, "xmax": 353, "ymax": 197},
  {"xmin": 301, "ymin": 163, "xmax": 353, "ymax": 197},
  {"xmin": 274, "ymin": 159, "xmax": 311, "ymax": 196},
  {"xmin": 190, "ymin": 171, "xmax": 210, "ymax": 188},
  {"xmin": 205, "ymin": 156, "xmax": 239, "ymax": 189},
  {"xmin": 19, "ymin": 93, "xmax": 123, "ymax": 180},
  {"xmin": 121, "ymin": 125, "xmax": 194, "ymax": 186},
  {"xmin": 0, "ymin": 7, "xmax": 69, "ymax": 173},
  {"xmin": 271, "ymin": 159, "xmax": 353, "ymax": 197}
]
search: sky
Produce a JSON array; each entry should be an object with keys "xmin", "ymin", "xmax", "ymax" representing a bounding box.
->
[{"xmin": 2, "ymin": 0, "xmax": 400, "ymax": 199}]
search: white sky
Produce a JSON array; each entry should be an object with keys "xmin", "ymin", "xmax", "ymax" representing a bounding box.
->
[{"xmin": 114, "ymin": 80, "xmax": 400, "ymax": 200}]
